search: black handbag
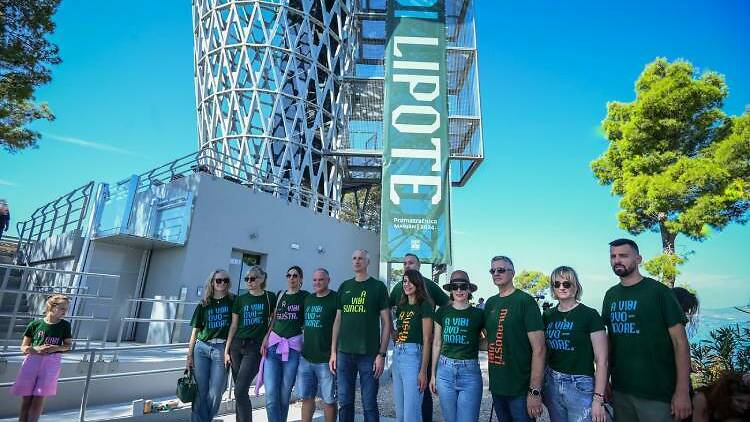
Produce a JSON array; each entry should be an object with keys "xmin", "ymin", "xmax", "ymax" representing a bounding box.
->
[{"xmin": 176, "ymin": 368, "xmax": 197, "ymax": 403}]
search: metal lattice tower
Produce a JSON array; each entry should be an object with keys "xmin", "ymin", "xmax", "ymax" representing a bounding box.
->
[
  {"xmin": 193, "ymin": 0, "xmax": 355, "ymax": 210},
  {"xmin": 192, "ymin": 0, "xmax": 483, "ymax": 222}
]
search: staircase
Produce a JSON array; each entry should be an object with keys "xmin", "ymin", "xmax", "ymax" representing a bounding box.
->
[{"xmin": 0, "ymin": 237, "xmax": 33, "ymax": 340}]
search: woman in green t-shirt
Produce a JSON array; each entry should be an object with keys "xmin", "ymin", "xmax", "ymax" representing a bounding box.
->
[
  {"xmin": 187, "ymin": 269, "xmax": 234, "ymax": 422},
  {"xmin": 224, "ymin": 265, "xmax": 276, "ymax": 422},
  {"xmin": 430, "ymin": 270, "xmax": 485, "ymax": 422},
  {"xmin": 392, "ymin": 269, "xmax": 434, "ymax": 422},
  {"xmin": 542, "ymin": 266, "xmax": 608, "ymax": 422},
  {"xmin": 260, "ymin": 265, "xmax": 309, "ymax": 422}
]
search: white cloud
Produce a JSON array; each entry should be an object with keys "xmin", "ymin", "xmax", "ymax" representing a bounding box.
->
[
  {"xmin": 43, "ymin": 133, "xmax": 151, "ymax": 159},
  {"xmin": 0, "ymin": 179, "xmax": 17, "ymax": 187}
]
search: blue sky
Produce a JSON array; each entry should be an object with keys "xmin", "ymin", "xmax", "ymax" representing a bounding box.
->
[{"xmin": 1, "ymin": 1, "xmax": 748, "ymax": 309}]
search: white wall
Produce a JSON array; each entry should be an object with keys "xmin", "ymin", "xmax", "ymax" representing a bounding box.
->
[{"xmin": 139, "ymin": 174, "xmax": 380, "ymax": 341}]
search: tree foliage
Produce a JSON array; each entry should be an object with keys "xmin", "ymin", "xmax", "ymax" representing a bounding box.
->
[
  {"xmin": 339, "ymin": 185, "xmax": 381, "ymax": 230},
  {"xmin": 644, "ymin": 251, "xmax": 686, "ymax": 285},
  {"xmin": 592, "ymin": 58, "xmax": 750, "ymax": 286},
  {"xmin": 691, "ymin": 324, "xmax": 750, "ymax": 387},
  {"xmin": 514, "ymin": 270, "xmax": 549, "ymax": 296},
  {"xmin": 0, "ymin": 0, "xmax": 61, "ymax": 152}
]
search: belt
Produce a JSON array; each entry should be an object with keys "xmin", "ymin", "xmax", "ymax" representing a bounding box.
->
[{"xmin": 204, "ymin": 338, "xmax": 226, "ymax": 344}]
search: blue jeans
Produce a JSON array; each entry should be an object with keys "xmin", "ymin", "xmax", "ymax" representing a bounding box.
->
[
  {"xmin": 192, "ymin": 340, "xmax": 229, "ymax": 422},
  {"xmin": 492, "ymin": 394, "xmax": 534, "ymax": 422},
  {"xmin": 263, "ymin": 344, "xmax": 300, "ymax": 422},
  {"xmin": 392, "ymin": 343, "xmax": 424, "ymax": 422},
  {"xmin": 297, "ymin": 356, "xmax": 337, "ymax": 404},
  {"xmin": 543, "ymin": 368, "xmax": 594, "ymax": 422},
  {"xmin": 435, "ymin": 356, "xmax": 482, "ymax": 422},
  {"xmin": 336, "ymin": 352, "xmax": 379, "ymax": 422}
]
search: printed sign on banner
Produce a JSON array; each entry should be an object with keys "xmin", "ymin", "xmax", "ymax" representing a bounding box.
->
[{"xmin": 380, "ymin": 0, "xmax": 451, "ymax": 264}]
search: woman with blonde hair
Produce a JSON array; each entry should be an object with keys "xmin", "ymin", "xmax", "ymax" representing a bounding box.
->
[
  {"xmin": 224, "ymin": 266, "xmax": 276, "ymax": 422},
  {"xmin": 542, "ymin": 266, "xmax": 608, "ymax": 422},
  {"xmin": 11, "ymin": 294, "xmax": 72, "ymax": 422},
  {"xmin": 187, "ymin": 269, "xmax": 235, "ymax": 422}
]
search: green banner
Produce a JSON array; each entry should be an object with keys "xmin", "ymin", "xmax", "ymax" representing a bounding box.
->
[{"xmin": 380, "ymin": 0, "xmax": 451, "ymax": 264}]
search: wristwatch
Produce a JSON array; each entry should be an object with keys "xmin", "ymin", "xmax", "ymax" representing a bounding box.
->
[
  {"xmin": 378, "ymin": 352, "xmax": 387, "ymax": 358},
  {"xmin": 528, "ymin": 387, "xmax": 541, "ymax": 397}
]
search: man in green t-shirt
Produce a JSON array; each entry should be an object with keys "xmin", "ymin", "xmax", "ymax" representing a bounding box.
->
[
  {"xmin": 388, "ymin": 253, "xmax": 449, "ymax": 422},
  {"xmin": 603, "ymin": 238, "xmax": 691, "ymax": 422},
  {"xmin": 389, "ymin": 253, "xmax": 450, "ymax": 309},
  {"xmin": 483, "ymin": 255, "xmax": 545, "ymax": 422},
  {"xmin": 298, "ymin": 268, "xmax": 337, "ymax": 422},
  {"xmin": 330, "ymin": 249, "xmax": 390, "ymax": 422}
]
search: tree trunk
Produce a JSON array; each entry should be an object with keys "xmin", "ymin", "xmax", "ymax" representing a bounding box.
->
[{"xmin": 659, "ymin": 224, "xmax": 677, "ymax": 287}]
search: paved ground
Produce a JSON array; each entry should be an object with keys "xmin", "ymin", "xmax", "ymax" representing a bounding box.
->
[
  {"xmin": 2, "ymin": 351, "xmax": 551, "ymax": 421},
  {"xmin": 224, "ymin": 351, "xmax": 550, "ymax": 422}
]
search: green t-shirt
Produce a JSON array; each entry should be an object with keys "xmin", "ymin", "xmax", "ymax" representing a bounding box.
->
[
  {"xmin": 191, "ymin": 295, "xmax": 234, "ymax": 341},
  {"xmin": 434, "ymin": 305, "xmax": 485, "ymax": 360},
  {"xmin": 272, "ymin": 290, "xmax": 309, "ymax": 338},
  {"xmin": 302, "ymin": 290, "xmax": 338, "ymax": 363},
  {"xmin": 232, "ymin": 291, "xmax": 277, "ymax": 340},
  {"xmin": 24, "ymin": 319, "xmax": 72, "ymax": 348},
  {"xmin": 544, "ymin": 303, "xmax": 605, "ymax": 376},
  {"xmin": 602, "ymin": 277, "xmax": 687, "ymax": 403},
  {"xmin": 395, "ymin": 300, "xmax": 434, "ymax": 344},
  {"xmin": 389, "ymin": 275, "xmax": 450, "ymax": 309},
  {"xmin": 337, "ymin": 277, "xmax": 389, "ymax": 355},
  {"xmin": 484, "ymin": 289, "xmax": 544, "ymax": 396}
]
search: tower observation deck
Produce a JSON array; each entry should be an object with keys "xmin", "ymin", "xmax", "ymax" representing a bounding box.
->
[{"xmin": 193, "ymin": 0, "xmax": 483, "ymax": 225}]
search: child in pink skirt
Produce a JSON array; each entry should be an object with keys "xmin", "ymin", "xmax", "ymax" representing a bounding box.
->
[{"xmin": 11, "ymin": 294, "xmax": 72, "ymax": 422}]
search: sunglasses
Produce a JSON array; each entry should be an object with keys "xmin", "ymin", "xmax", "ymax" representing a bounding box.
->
[
  {"xmin": 489, "ymin": 268, "xmax": 512, "ymax": 275},
  {"xmin": 451, "ymin": 283, "xmax": 470, "ymax": 291},
  {"xmin": 214, "ymin": 278, "xmax": 229, "ymax": 284},
  {"xmin": 245, "ymin": 276, "xmax": 258, "ymax": 282},
  {"xmin": 286, "ymin": 273, "xmax": 300, "ymax": 279},
  {"xmin": 553, "ymin": 281, "xmax": 573, "ymax": 289}
]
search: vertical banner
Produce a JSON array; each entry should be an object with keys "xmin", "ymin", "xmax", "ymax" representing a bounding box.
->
[{"xmin": 380, "ymin": 0, "xmax": 451, "ymax": 264}]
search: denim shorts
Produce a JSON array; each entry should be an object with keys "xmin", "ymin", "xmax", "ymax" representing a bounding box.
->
[{"xmin": 296, "ymin": 356, "xmax": 337, "ymax": 404}]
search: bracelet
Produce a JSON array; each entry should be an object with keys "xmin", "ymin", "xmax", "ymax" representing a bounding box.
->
[{"xmin": 592, "ymin": 393, "xmax": 605, "ymax": 401}]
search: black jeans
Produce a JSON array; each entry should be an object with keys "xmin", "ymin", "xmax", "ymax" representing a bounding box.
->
[{"xmin": 230, "ymin": 338, "xmax": 262, "ymax": 422}]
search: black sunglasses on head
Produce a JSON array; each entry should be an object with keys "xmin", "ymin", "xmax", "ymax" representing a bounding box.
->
[
  {"xmin": 245, "ymin": 276, "xmax": 259, "ymax": 282},
  {"xmin": 214, "ymin": 278, "xmax": 229, "ymax": 284},
  {"xmin": 553, "ymin": 281, "xmax": 573, "ymax": 289},
  {"xmin": 451, "ymin": 283, "xmax": 470, "ymax": 291}
]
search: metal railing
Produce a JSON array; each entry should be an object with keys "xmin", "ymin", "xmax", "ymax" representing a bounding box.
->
[
  {"xmin": 0, "ymin": 342, "xmax": 189, "ymax": 422},
  {"xmin": 0, "ymin": 263, "xmax": 120, "ymax": 350},
  {"xmin": 115, "ymin": 296, "xmax": 199, "ymax": 349},
  {"xmin": 15, "ymin": 182, "xmax": 96, "ymax": 262},
  {"xmin": 112, "ymin": 148, "xmax": 344, "ymax": 216}
]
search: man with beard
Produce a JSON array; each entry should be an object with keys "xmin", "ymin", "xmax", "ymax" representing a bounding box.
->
[{"xmin": 602, "ymin": 239, "xmax": 692, "ymax": 422}]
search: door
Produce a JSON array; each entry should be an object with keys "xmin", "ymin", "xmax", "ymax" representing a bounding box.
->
[{"xmin": 228, "ymin": 249, "xmax": 263, "ymax": 295}]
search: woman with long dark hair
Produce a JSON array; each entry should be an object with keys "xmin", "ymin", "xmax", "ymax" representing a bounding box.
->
[
  {"xmin": 693, "ymin": 372, "xmax": 750, "ymax": 422},
  {"xmin": 259, "ymin": 265, "xmax": 309, "ymax": 422},
  {"xmin": 392, "ymin": 269, "xmax": 434, "ymax": 422},
  {"xmin": 188, "ymin": 269, "xmax": 234, "ymax": 422}
]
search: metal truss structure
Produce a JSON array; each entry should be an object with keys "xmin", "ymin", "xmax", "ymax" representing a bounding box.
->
[{"xmin": 192, "ymin": 0, "xmax": 483, "ymax": 221}]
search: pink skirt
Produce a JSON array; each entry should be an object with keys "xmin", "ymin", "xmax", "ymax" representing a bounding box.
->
[{"xmin": 10, "ymin": 353, "xmax": 63, "ymax": 397}]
